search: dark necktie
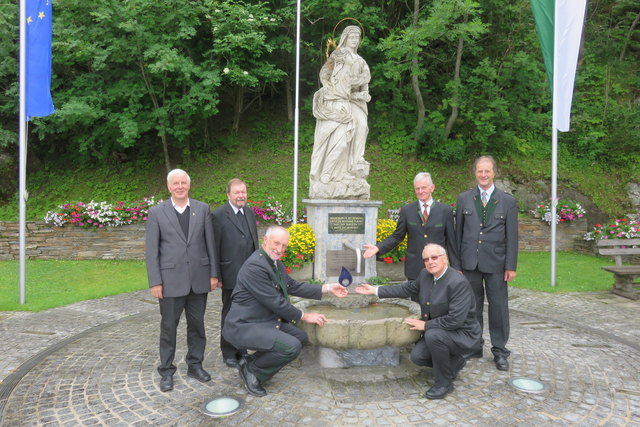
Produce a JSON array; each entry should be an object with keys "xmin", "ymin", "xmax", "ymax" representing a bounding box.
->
[
  {"xmin": 237, "ymin": 209, "xmax": 249, "ymax": 236},
  {"xmin": 422, "ymin": 205, "xmax": 429, "ymax": 224}
]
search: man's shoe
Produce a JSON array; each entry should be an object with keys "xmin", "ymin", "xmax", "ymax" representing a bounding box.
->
[
  {"xmin": 187, "ymin": 366, "xmax": 211, "ymax": 382},
  {"xmin": 452, "ymin": 356, "xmax": 467, "ymax": 380},
  {"xmin": 224, "ymin": 357, "xmax": 240, "ymax": 368},
  {"xmin": 494, "ymin": 355, "xmax": 509, "ymax": 371},
  {"xmin": 159, "ymin": 376, "xmax": 173, "ymax": 392},
  {"xmin": 238, "ymin": 358, "xmax": 267, "ymax": 397},
  {"xmin": 425, "ymin": 383, "xmax": 454, "ymax": 400}
]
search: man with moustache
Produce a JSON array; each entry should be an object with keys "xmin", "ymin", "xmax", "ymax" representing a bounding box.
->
[
  {"xmin": 222, "ymin": 226, "xmax": 348, "ymax": 397},
  {"xmin": 212, "ymin": 178, "xmax": 259, "ymax": 368},
  {"xmin": 363, "ymin": 172, "xmax": 458, "ymax": 283},
  {"xmin": 453, "ymin": 155, "xmax": 518, "ymax": 371},
  {"xmin": 145, "ymin": 169, "xmax": 219, "ymax": 392},
  {"xmin": 356, "ymin": 244, "xmax": 480, "ymax": 399}
]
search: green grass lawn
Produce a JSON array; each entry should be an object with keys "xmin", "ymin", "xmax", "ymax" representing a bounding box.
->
[
  {"xmin": 0, "ymin": 251, "xmax": 617, "ymax": 312},
  {"xmin": 510, "ymin": 251, "xmax": 613, "ymax": 292},
  {"xmin": 0, "ymin": 259, "xmax": 147, "ymax": 311}
]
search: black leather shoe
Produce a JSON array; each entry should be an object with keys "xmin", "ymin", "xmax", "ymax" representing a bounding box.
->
[
  {"xmin": 187, "ymin": 366, "xmax": 211, "ymax": 382},
  {"xmin": 494, "ymin": 355, "xmax": 509, "ymax": 371},
  {"xmin": 452, "ymin": 356, "xmax": 467, "ymax": 380},
  {"xmin": 238, "ymin": 358, "xmax": 267, "ymax": 397},
  {"xmin": 159, "ymin": 376, "xmax": 173, "ymax": 392},
  {"xmin": 425, "ymin": 383, "xmax": 454, "ymax": 400},
  {"xmin": 224, "ymin": 357, "xmax": 240, "ymax": 368}
]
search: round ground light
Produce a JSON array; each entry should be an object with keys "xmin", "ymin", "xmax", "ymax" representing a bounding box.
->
[
  {"xmin": 509, "ymin": 377, "xmax": 548, "ymax": 394},
  {"xmin": 201, "ymin": 396, "xmax": 243, "ymax": 417}
]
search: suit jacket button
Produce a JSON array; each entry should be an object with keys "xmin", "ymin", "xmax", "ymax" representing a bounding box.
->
[
  {"xmin": 276, "ymin": 325, "xmax": 280, "ymax": 329},
  {"xmin": 424, "ymin": 314, "xmax": 428, "ymax": 318},
  {"xmin": 480, "ymin": 223, "xmax": 483, "ymax": 227},
  {"xmin": 479, "ymin": 240, "xmax": 482, "ymax": 244},
  {"xmin": 479, "ymin": 232, "xmax": 483, "ymax": 235},
  {"xmin": 424, "ymin": 234, "xmax": 428, "ymax": 238},
  {"xmin": 426, "ymin": 302, "xmax": 430, "ymax": 305}
]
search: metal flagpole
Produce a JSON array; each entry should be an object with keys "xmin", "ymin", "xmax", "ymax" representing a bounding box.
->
[
  {"xmin": 549, "ymin": 0, "xmax": 559, "ymax": 288},
  {"xmin": 19, "ymin": 0, "xmax": 28, "ymax": 304},
  {"xmin": 291, "ymin": 0, "xmax": 302, "ymax": 224}
]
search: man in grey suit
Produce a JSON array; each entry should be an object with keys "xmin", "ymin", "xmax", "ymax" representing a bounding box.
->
[
  {"xmin": 453, "ymin": 156, "xmax": 518, "ymax": 371},
  {"xmin": 212, "ymin": 178, "xmax": 259, "ymax": 368},
  {"xmin": 222, "ymin": 226, "xmax": 348, "ymax": 397},
  {"xmin": 363, "ymin": 172, "xmax": 459, "ymax": 282},
  {"xmin": 356, "ymin": 244, "xmax": 481, "ymax": 399},
  {"xmin": 145, "ymin": 169, "xmax": 219, "ymax": 392}
]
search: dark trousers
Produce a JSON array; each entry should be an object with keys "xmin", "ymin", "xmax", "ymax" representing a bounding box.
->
[
  {"xmin": 158, "ymin": 291, "xmax": 208, "ymax": 377},
  {"xmin": 411, "ymin": 328, "xmax": 465, "ymax": 387},
  {"xmin": 249, "ymin": 323, "xmax": 307, "ymax": 383},
  {"xmin": 220, "ymin": 289, "xmax": 244, "ymax": 360},
  {"xmin": 463, "ymin": 268, "xmax": 510, "ymax": 358}
]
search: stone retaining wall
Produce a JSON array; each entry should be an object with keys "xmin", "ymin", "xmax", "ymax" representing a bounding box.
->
[{"xmin": 0, "ymin": 218, "xmax": 592, "ymax": 261}]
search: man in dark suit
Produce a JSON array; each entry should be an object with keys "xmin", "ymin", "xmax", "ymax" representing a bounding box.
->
[
  {"xmin": 222, "ymin": 226, "xmax": 348, "ymax": 397},
  {"xmin": 212, "ymin": 178, "xmax": 259, "ymax": 368},
  {"xmin": 145, "ymin": 169, "xmax": 219, "ymax": 392},
  {"xmin": 356, "ymin": 244, "xmax": 481, "ymax": 400},
  {"xmin": 452, "ymin": 156, "xmax": 518, "ymax": 371},
  {"xmin": 363, "ymin": 172, "xmax": 459, "ymax": 281}
]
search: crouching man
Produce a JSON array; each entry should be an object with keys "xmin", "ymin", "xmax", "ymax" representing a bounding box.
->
[
  {"xmin": 355, "ymin": 243, "xmax": 481, "ymax": 399},
  {"xmin": 222, "ymin": 225, "xmax": 348, "ymax": 397}
]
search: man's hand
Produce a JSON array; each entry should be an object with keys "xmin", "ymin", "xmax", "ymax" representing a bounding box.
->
[
  {"xmin": 354, "ymin": 284, "xmax": 375, "ymax": 295},
  {"xmin": 301, "ymin": 312, "xmax": 328, "ymax": 326},
  {"xmin": 150, "ymin": 285, "xmax": 163, "ymax": 299},
  {"xmin": 210, "ymin": 277, "xmax": 221, "ymax": 290},
  {"xmin": 327, "ymin": 283, "xmax": 349, "ymax": 298},
  {"xmin": 362, "ymin": 244, "xmax": 380, "ymax": 259},
  {"xmin": 504, "ymin": 270, "xmax": 517, "ymax": 282},
  {"xmin": 404, "ymin": 317, "xmax": 426, "ymax": 331}
]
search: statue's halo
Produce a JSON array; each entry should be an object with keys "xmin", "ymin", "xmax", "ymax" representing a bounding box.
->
[{"xmin": 325, "ymin": 18, "xmax": 365, "ymax": 59}]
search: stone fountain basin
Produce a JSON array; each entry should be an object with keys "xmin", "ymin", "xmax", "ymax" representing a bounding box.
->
[{"xmin": 292, "ymin": 294, "xmax": 421, "ymax": 350}]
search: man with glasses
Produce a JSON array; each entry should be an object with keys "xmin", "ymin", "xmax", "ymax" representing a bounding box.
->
[{"xmin": 356, "ymin": 244, "xmax": 480, "ymax": 400}]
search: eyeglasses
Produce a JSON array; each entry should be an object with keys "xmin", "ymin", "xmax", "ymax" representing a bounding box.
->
[{"xmin": 423, "ymin": 254, "xmax": 445, "ymax": 262}]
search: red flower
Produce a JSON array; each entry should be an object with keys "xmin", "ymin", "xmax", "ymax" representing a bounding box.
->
[
  {"xmin": 401, "ymin": 257, "xmax": 406, "ymax": 262},
  {"xmin": 384, "ymin": 257, "xmax": 393, "ymax": 264},
  {"xmin": 286, "ymin": 266, "xmax": 291, "ymax": 274}
]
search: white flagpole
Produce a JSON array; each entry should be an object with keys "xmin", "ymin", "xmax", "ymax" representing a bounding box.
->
[
  {"xmin": 549, "ymin": 0, "xmax": 560, "ymax": 288},
  {"xmin": 292, "ymin": 0, "xmax": 301, "ymax": 224},
  {"xmin": 19, "ymin": 0, "xmax": 28, "ymax": 304}
]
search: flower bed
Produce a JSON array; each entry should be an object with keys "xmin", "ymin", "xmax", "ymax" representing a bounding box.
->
[
  {"xmin": 584, "ymin": 217, "xmax": 640, "ymax": 241},
  {"xmin": 535, "ymin": 198, "xmax": 585, "ymax": 225},
  {"xmin": 44, "ymin": 197, "xmax": 159, "ymax": 229}
]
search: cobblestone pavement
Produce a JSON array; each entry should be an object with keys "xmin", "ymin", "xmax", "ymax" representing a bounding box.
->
[{"xmin": 0, "ymin": 287, "xmax": 638, "ymax": 426}]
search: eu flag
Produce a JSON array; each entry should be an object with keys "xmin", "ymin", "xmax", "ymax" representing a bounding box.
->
[{"xmin": 26, "ymin": 0, "xmax": 54, "ymax": 118}]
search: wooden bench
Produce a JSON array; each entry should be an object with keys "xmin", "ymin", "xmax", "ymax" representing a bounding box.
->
[{"xmin": 597, "ymin": 238, "xmax": 640, "ymax": 300}]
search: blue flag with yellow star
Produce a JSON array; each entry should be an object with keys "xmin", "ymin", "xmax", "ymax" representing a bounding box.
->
[{"xmin": 26, "ymin": 0, "xmax": 54, "ymax": 118}]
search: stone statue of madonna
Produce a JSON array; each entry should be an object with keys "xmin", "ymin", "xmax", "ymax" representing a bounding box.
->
[{"xmin": 309, "ymin": 25, "xmax": 371, "ymax": 200}]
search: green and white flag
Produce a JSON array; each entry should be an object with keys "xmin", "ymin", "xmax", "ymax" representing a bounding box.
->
[{"xmin": 531, "ymin": 0, "xmax": 587, "ymax": 132}]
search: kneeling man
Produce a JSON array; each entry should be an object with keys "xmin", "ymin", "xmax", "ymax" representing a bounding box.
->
[
  {"xmin": 222, "ymin": 225, "xmax": 347, "ymax": 397},
  {"xmin": 356, "ymin": 243, "xmax": 481, "ymax": 399}
]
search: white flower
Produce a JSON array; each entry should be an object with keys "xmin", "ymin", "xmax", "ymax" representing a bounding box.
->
[
  {"xmin": 223, "ymin": 67, "xmax": 230, "ymax": 74},
  {"xmin": 243, "ymin": 71, "xmax": 248, "ymax": 75}
]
